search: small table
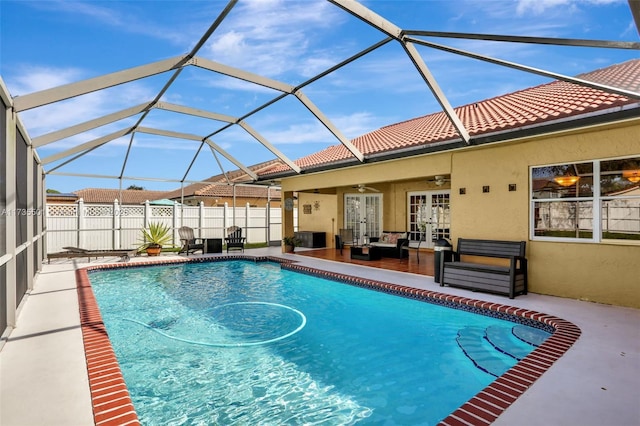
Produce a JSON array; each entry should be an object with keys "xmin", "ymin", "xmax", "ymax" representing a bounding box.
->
[
  {"xmin": 204, "ymin": 238, "xmax": 223, "ymax": 254},
  {"xmin": 350, "ymin": 245, "xmax": 381, "ymax": 261}
]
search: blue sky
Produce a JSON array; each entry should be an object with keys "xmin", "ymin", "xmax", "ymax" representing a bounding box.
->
[{"xmin": 1, "ymin": 0, "xmax": 638, "ymax": 193}]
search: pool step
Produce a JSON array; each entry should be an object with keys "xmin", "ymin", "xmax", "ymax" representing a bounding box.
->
[
  {"xmin": 513, "ymin": 324, "xmax": 551, "ymax": 347},
  {"xmin": 457, "ymin": 325, "xmax": 551, "ymax": 377},
  {"xmin": 456, "ymin": 327, "xmax": 513, "ymax": 377},
  {"xmin": 485, "ymin": 325, "xmax": 535, "ymax": 361}
]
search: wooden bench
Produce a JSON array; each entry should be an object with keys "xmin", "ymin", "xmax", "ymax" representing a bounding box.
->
[{"xmin": 440, "ymin": 238, "xmax": 528, "ymax": 299}]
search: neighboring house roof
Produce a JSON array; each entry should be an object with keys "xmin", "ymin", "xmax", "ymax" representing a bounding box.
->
[
  {"xmin": 73, "ymin": 188, "xmax": 170, "ymax": 204},
  {"xmin": 52, "ymin": 161, "xmax": 284, "ymax": 203},
  {"xmin": 163, "ymin": 159, "xmax": 283, "ymax": 200},
  {"xmin": 45, "ymin": 192, "xmax": 78, "ymax": 202},
  {"xmin": 261, "ymin": 59, "xmax": 640, "ymax": 177}
]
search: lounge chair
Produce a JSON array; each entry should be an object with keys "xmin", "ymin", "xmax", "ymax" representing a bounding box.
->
[
  {"xmin": 47, "ymin": 246, "xmax": 136, "ymax": 263},
  {"xmin": 225, "ymin": 226, "xmax": 245, "ymax": 252},
  {"xmin": 178, "ymin": 226, "xmax": 204, "ymax": 255}
]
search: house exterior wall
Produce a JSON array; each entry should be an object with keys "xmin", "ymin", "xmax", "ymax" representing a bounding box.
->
[
  {"xmin": 281, "ymin": 118, "xmax": 640, "ymax": 308},
  {"xmin": 450, "ymin": 120, "xmax": 639, "ymax": 308},
  {"xmin": 297, "ymin": 193, "xmax": 338, "ymax": 247}
]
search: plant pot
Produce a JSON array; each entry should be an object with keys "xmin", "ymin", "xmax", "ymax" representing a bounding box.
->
[
  {"xmin": 146, "ymin": 246, "xmax": 162, "ymax": 256},
  {"xmin": 284, "ymin": 244, "xmax": 295, "ymax": 253}
]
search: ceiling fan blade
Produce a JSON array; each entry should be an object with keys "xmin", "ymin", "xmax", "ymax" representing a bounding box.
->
[{"xmin": 353, "ymin": 184, "xmax": 379, "ymax": 192}]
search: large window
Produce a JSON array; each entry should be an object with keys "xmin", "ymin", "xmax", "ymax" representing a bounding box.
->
[{"xmin": 531, "ymin": 156, "xmax": 640, "ymax": 243}]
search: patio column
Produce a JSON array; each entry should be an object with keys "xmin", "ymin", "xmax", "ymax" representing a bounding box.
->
[
  {"xmin": 3, "ymin": 97, "xmax": 17, "ymax": 329},
  {"xmin": 282, "ymin": 191, "xmax": 295, "ymax": 253},
  {"xmin": 113, "ymin": 199, "xmax": 120, "ymax": 250}
]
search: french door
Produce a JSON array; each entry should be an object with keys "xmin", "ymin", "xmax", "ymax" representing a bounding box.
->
[
  {"xmin": 407, "ymin": 191, "xmax": 451, "ymax": 249},
  {"xmin": 344, "ymin": 193, "xmax": 382, "ymax": 244}
]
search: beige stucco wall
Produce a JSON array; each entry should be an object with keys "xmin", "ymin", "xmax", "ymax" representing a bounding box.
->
[
  {"xmin": 297, "ymin": 193, "xmax": 338, "ymax": 247},
  {"xmin": 451, "ymin": 120, "xmax": 639, "ymax": 307},
  {"xmin": 281, "ymin": 118, "xmax": 640, "ymax": 308}
]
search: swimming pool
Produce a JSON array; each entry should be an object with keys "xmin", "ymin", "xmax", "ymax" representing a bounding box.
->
[{"xmin": 86, "ymin": 258, "xmax": 561, "ymax": 425}]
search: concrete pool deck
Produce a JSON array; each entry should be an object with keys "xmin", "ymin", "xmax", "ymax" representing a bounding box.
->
[{"xmin": 1, "ymin": 247, "xmax": 639, "ymax": 426}]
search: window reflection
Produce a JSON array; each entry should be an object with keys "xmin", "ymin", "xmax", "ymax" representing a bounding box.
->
[
  {"xmin": 532, "ymin": 162, "xmax": 593, "ymax": 199},
  {"xmin": 601, "ymin": 157, "xmax": 640, "ymax": 241},
  {"xmin": 601, "ymin": 158, "xmax": 640, "ymax": 196},
  {"xmin": 534, "ymin": 201, "xmax": 593, "ymax": 239}
]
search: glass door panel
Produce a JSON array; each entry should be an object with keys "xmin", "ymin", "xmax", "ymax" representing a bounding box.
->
[
  {"xmin": 407, "ymin": 191, "xmax": 450, "ymax": 249},
  {"xmin": 344, "ymin": 193, "xmax": 382, "ymax": 244}
]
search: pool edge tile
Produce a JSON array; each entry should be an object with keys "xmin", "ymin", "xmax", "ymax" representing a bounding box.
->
[{"xmin": 76, "ymin": 268, "xmax": 141, "ymax": 426}]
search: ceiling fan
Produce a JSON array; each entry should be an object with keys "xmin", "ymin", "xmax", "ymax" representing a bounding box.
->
[
  {"xmin": 427, "ymin": 175, "xmax": 451, "ymax": 186},
  {"xmin": 353, "ymin": 184, "xmax": 379, "ymax": 193}
]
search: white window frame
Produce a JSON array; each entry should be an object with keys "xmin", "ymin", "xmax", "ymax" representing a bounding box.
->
[{"xmin": 530, "ymin": 156, "xmax": 640, "ymax": 244}]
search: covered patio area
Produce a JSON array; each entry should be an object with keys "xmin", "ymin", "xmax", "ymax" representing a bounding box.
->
[{"xmin": 296, "ymin": 246, "xmax": 435, "ymax": 277}]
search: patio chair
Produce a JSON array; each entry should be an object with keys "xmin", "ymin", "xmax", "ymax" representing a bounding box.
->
[
  {"xmin": 178, "ymin": 226, "xmax": 204, "ymax": 255},
  {"xmin": 335, "ymin": 228, "xmax": 355, "ymax": 255},
  {"xmin": 225, "ymin": 226, "xmax": 246, "ymax": 252}
]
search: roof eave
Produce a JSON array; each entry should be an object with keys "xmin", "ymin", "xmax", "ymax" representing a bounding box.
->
[{"xmin": 468, "ymin": 102, "xmax": 640, "ymax": 147}]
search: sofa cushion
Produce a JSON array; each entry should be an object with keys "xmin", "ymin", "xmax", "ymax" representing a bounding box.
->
[
  {"xmin": 370, "ymin": 242, "xmax": 395, "ymax": 248},
  {"xmin": 379, "ymin": 232, "xmax": 407, "ymax": 244}
]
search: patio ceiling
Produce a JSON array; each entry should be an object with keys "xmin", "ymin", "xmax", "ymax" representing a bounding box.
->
[{"xmin": 6, "ymin": 0, "xmax": 640, "ymax": 191}]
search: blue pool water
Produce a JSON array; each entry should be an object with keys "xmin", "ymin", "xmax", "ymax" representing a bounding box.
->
[{"xmin": 90, "ymin": 260, "xmax": 550, "ymax": 425}]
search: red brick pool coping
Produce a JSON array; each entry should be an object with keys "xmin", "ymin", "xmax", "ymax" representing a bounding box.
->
[{"xmin": 76, "ymin": 256, "xmax": 581, "ymax": 426}]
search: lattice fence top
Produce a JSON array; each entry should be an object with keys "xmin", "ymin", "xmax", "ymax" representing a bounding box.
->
[
  {"xmin": 119, "ymin": 206, "xmax": 145, "ymax": 216},
  {"xmin": 85, "ymin": 205, "xmax": 113, "ymax": 217},
  {"xmin": 152, "ymin": 206, "xmax": 173, "ymax": 217},
  {"xmin": 47, "ymin": 204, "xmax": 77, "ymax": 216}
]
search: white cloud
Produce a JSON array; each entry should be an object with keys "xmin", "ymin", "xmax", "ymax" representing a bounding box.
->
[
  {"xmin": 11, "ymin": 65, "xmax": 156, "ymax": 141},
  {"xmin": 204, "ymin": 0, "xmax": 344, "ymax": 78},
  {"xmin": 10, "ymin": 66, "xmax": 85, "ymax": 94},
  {"xmin": 24, "ymin": 0, "xmax": 189, "ymax": 45},
  {"xmin": 515, "ymin": 0, "xmax": 624, "ymax": 16}
]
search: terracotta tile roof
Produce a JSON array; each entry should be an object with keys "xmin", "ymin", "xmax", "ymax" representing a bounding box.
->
[
  {"xmin": 45, "ymin": 193, "xmax": 78, "ymax": 202},
  {"xmin": 163, "ymin": 159, "xmax": 284, "ymax": 200},
  {"xmin": 166, "ymin": 184, "xmax": 281, "ymax": 200},
  {"xmin": 73, "ymin": 188, "xmax": 170, "ymax": 204},
  {"xmin": 261, "ymin": 59, "xmax": 640, "ymax": 176}
]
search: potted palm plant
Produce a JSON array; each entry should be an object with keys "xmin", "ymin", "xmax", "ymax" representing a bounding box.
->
[
  {"xmin": 282, "ymin": 235, "xmax": 301, "ymax": 253},
  {"xmin": 138, "ymin": 222, "xmax": 172, "ymax": 256}
]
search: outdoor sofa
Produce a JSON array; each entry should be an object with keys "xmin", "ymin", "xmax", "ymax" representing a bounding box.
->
[{"xmin": 369, "ymin": 231, "xmax": 409, "ymax": 259}]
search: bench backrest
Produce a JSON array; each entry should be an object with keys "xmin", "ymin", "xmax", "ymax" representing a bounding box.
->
[{"xmin": 457, "ymin": 238, "xmax": 526, "ymax": 258}]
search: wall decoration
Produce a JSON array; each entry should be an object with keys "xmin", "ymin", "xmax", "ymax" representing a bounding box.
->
[
  {"xmin": 459, "ymin": 188, "xmax": 466, "ymax": 195},
  {"xmin": 303, "ymin": 204, "xmax": 312, "ymax": 214},
  {"xmin": 509, "ymin": 183, "xmax": 517, "ymax": 191},
  {"xmin": 483, "ymin": 186, "xmax": 490, "ymax": 193},
  {"xmin": 314, "ymin": 201, "xmax": 320, "ymax": 211}
]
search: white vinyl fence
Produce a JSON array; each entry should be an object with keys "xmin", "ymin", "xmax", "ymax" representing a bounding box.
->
[{"xmin": 46, "ymin": 200, "xmax": 296, "ymax": 253}]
